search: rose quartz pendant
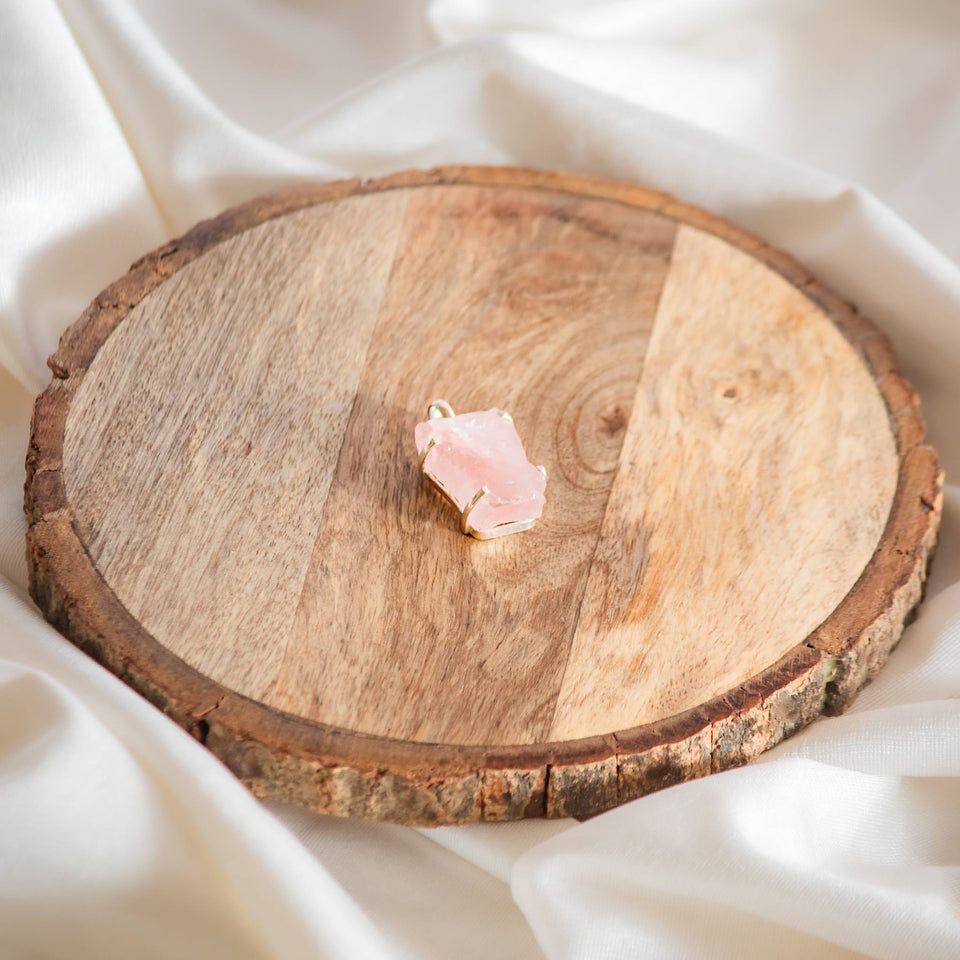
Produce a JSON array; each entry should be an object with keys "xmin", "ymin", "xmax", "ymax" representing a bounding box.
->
[{"xmin": 415, "ymin": 400, "xmax": 546, "ymax": 539}]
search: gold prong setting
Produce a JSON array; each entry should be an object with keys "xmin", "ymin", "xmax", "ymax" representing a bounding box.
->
[
  {"xmin": 460, "ymin": 485, "xmax": 490, "ymax": 534},
  {"xmin": 418, "ymin": 435, "xmax": 439, "ymax": 471}
]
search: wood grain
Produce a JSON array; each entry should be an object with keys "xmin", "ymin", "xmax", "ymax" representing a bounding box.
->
[
  {"xmin": 64, "ymin": 193, "xmax": 409, "ymax": 694},
  {"xmin": 550, "ymin": 225, "xmax": 898, "ymax": 738},
  {"xmin": 25, "ymin": 166, "xmax": 942, "ymax": 825},
  {"xmin": 270, "ymin": 186, "xmax": 675, "ymax": 744}
]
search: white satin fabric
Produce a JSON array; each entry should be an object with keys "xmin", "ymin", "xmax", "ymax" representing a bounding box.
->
[{"xmin": 2, "ymin": 2, "xmax": 959, "ymax": 957}]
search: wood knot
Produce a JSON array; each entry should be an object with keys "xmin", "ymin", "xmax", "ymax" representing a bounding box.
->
[{"xmin": 599, "ymin": 405, "xmax": 628, "ymax": 436}]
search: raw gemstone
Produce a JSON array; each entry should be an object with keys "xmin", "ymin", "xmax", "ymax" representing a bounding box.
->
[{"xmin": 415, "ymin": 408, "xmax": 546, "ymax": 535}]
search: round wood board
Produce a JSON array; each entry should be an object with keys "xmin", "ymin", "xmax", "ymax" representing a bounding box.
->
[{"xmin": 25, "ymin": 166, "xmax": 942, "ymax": 825}]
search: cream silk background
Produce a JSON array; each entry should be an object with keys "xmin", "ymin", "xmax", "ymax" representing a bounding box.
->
[{"xmin": 2, "ymin": 1, "xmax": 960, "ymax": 957}]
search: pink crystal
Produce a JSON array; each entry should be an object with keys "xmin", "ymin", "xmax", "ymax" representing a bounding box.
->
[{"xmin": 415, "ymin": 408, "xmax": 546, "ymax": 535}]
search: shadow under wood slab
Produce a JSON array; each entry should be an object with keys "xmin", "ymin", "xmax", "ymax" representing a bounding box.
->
[{"xmin": 24, "ymin": 166, "xmax": 942, "ymax": 825}]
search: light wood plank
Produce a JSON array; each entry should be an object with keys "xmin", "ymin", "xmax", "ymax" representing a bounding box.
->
[
  {"xmin": 549, "ymin": 225, "xmax": 899, "ymax": 739},
  {"xmin": 268, "ymin": 185, "xmax": 676, "ymax": 743},
  {"xmin": 64, "ymin": 192, "xmax": 409, "ymax": 694}
]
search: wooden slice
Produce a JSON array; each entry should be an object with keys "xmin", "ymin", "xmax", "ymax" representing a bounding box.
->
[{"xmin": 25, "ymin": 167, "xmax": 942, "ymax": 825}]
